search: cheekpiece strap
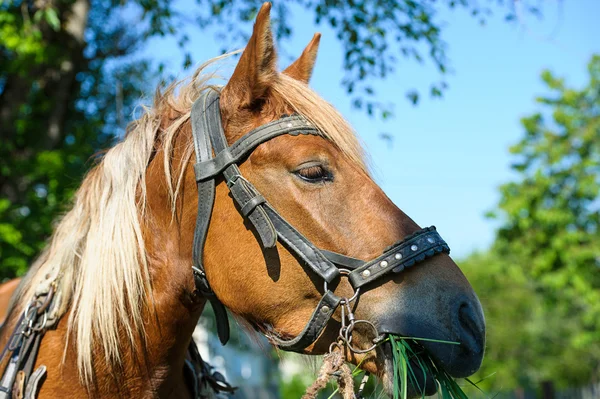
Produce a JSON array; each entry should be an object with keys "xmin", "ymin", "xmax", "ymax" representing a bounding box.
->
[{"xmin": 190, "ymin": 91, "xmax": 230, "ymax": 345}]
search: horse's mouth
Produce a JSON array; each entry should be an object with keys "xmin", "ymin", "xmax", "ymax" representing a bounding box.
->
[{"xmin": 376, "ymin": 340, "xmax": 439, "ymax": 398}]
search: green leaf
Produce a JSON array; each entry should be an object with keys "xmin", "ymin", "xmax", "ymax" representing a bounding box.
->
[{"xmin": 44, "ymin": 8, "xmax": 61, "ymax": 31}]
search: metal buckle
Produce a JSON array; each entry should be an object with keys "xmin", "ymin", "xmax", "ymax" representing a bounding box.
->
[{"xmin": 323, "ymin": 269, "xmax": 383, "ymax": 355}]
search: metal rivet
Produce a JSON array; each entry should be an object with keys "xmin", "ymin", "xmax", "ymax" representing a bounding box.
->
[
  {"xmin": 380, "ymin": 260, "xmax": 389, "ymax": 268},
  {"xmin": 287, "ymin": 122, "xmax": 293, "ymax": 128},
  {"xmin": 411, "ymin": 245, "xmax": 418, "ymax": 251},
  {"xmin": 394, "ymin": 253, "xmax": 402, "ymax": 260},
  {"xmin": 362, "ymin": 270, "xmax": 371, "ymax": 277},
  {"xmin": 427, "ymin": 237, "xmax": 435, "ymax": 244},
  {"xmin": 321, "ymin": 306, "xmax": 330, "ymax": 314}
]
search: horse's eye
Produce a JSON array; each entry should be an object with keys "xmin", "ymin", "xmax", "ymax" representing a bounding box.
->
[{"xmin": 294, "ymin": 164, "xmax": 333, "ymax": 183}]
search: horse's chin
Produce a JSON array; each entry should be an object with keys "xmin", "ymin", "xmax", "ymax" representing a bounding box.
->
[{"xmin": 377, "ymin": 343, "xmax": 439, "ymax": 399}]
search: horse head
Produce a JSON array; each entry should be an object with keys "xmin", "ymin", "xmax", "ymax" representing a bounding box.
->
[{"xmin": 157, "ymin": 3, "xmax": 486, "ymax": 395}]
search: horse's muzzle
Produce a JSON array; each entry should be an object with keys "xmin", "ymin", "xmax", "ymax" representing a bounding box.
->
[{"xmin": 376, "ymin": 292, "xmax": 486, "ymax": 378}]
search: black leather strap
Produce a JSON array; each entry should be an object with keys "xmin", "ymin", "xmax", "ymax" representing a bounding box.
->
[
  {"xmin": 239, "ymin": 195, "xmax": 266, "ymax": 217},
  {"xmin": 348, "ymin": 227, "xmax": 449, "ymax": 289},
  {"xmin": 268, "ymin": 290, "xmax": 341, "ymax": 352},
  {"xmin": 203, "ymin": 91, "xmax": 278, "ymax": 249},
  {"xmin": 190, "ymin": 92, "xmax": 230, "ymax": 345},
  {"xmin": 264, "ymin": 205, "xmax": 340, "ymax": 283},
  {"xmin": 321, "ymin": 250, "xmax": 365, "ymax": 270},
  {"xmin": 194, "ymin": 115, "xmax": 319, "ymax": 182}
]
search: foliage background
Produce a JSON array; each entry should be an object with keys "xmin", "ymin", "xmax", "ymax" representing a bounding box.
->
[{"xmin": 1, "ymin": 0, "xmax": 598, "ymax": 397}]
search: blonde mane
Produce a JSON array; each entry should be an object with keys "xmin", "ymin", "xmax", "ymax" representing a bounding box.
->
[{"xmin": 15, "ymin": 55, "xmax": 366, "ymax": 386}]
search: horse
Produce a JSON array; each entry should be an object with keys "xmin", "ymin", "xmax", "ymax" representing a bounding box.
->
[
  {"xmin": 0, "ymin": 3, "xmax": 485, "ymax": 398},
  {"xmin": 0, "ymin": 279, "xmax": 20, "ymax": 326}
]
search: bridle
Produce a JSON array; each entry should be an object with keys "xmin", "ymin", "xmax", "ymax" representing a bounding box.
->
[
  {"xmin": 0, "ymin": 88, "xmax": 450, "ymax": 399},
  {"xmin": 190, "ymin": 89, "xmax": 451, "ymax": 353}
]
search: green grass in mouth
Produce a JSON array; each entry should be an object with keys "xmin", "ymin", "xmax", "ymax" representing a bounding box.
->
[
  {"xmin": 325, "ymin": 335, "xmax": 487, "ymax": 399},
  {"xmin": 389, "ymin": 335, "xmax": 482, "ymax": 399}
]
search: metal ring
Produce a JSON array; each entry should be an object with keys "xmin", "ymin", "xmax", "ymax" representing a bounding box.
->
[
  {"xmin": 344, "ymin": 287, "xmax": 361, "ymax": 304},
  {"xmin": 23, "ymin": 301, "xmax": 39, "ymax": 322},
  {"xmin": 328, "ymin": 341, "xmax": 343, "ymax": 354},
  {"xmin": 37, "ymin": 285, "xmax": 56, "ymax": 315},
  {"xmin": 32, "ymin": 311, "xmax": 47, "ymax": 332},
  {"xmin": 343, "ymin": 319, "xmax": 381, "ymax": 354},
  {"xmin": 324, "ymin": 269, "xmax": 360, "ymax": 304}
]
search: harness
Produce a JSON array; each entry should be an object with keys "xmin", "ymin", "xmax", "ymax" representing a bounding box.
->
[
  {"xmin": 0, "ymin": 281, "xmax": 232, "ymax": 399},
  {"xmin": 189, "ymin": 89, "xmax": 450, "ymax": 353}
]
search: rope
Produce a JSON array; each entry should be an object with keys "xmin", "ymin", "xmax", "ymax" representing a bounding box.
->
[{"xmin": 302, "ymin": 350, "xmax": 355, "ymax": 399}]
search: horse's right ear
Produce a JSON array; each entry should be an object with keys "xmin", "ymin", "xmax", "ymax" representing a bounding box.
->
[{"xmin": 221, "ymin": 2, "xmax": 277, "ymax": 111}]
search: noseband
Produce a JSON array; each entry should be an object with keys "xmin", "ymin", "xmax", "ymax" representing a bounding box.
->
[{"xmin": 190, "ymin": 90, "xmax": 450, "ymax": 353}]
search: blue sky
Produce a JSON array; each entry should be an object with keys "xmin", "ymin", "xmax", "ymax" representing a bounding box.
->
[{"xmin": 145, "ymin": 0, "xmax": 599, "ymax": 258}]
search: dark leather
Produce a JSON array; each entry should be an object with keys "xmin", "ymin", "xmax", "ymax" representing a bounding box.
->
[
  {"xmin": 263, "ymin": 206, "xmax": 340, "ymax": 283},
  {"xmin": 190, "ymin": 91, "xmax": 231, "ymax": 345},
  {"xmin": 269, "ymin": 290, "xmax": 341, "ymax": 352},
  {"xmin": 239, "ymin": 195, "xmax": 266, "ymax": 217},
  {"xmin": 188, "ymin": 90, "xmax": 450, "ymax": 352},
  {"xmin": 203, "ymin": 91, "xmax": 278, "ymax": 249},
  {"xmin": 23, "ymin": 365, "xmax": 46, "ymax": 399},
  {"xmin": 321, "ymin": 250, "xmax": 365, "ymax": 270},
  {"xmin": 194, "ymin": 114, "xmax": 318, "ymax": 181},
  {"xmin": 0, "ymin": 294, "xmax": 52, "ymax": 399},
  {"xmin": 348, "ymin": 227, "xmax": 449, "ymax": 289}
]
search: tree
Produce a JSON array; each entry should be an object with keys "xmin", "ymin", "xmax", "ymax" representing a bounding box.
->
[
  {"xmin": 0, "ymin": 0, "xmax": 541, "ymax": 277},
  {"xmin": 461, "ymin": 55, "xmax": 600, "ymax": 393},
  {"xmin": 1, "ymin": 0, "xmax": 154, "ymax": 276}
]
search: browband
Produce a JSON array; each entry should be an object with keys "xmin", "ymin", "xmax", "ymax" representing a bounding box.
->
[{"xmin": 190, "ymin": 89, "xmax": 449, "ymax": 352}]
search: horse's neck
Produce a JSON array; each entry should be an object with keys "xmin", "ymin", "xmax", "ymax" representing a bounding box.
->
[
  {"xmin": 15, "ymin": 197, "xmax": 205, "ymax": 397},
  {"xmin": 0, "ymin": 129, "xmax": 206, "ymax": 397},
  {"xmin": 28, "ymin": 298, "xmax": 205, "ymax": 397},
  {"xmin": 24, "ymin": 242, "xmax": 206, "ymax": 397}
]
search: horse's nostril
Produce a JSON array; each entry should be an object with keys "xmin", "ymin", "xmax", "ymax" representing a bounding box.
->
[{"xmin": 457, "ymin": 302, "xmax": 484, "ymax": 355}]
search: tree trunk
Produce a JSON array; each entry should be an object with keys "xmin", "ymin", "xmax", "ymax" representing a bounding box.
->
[
  {"xmin": 44, "ymin": 0, "xmax": 90, "ymax": 148},
  {"xmin": 0, "ymin": 0, "xmax": 90, "ymax": 202}
]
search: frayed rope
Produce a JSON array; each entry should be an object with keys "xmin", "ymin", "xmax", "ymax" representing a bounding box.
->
[{"xmin": 302, "ymin": 350, "xmax": 355, "ymax": 399}]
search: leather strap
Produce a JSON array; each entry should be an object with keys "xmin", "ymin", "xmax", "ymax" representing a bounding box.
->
[
  {"xmin": 268, "ymin": 290, "xmax": 341, "ymax": 352},
  {"xmin": 348, "ymin": 227, "xmax": 449, "ymax": 289},
  {"xmin": 194, "ymin": 114, "xmax": 317, "ymax": 181},
  {"xmin": 263, "ymin": 206, "xmax": 340, "ymax": 283},
  {"xmin": 23, "ymin": 366, "xmax": 46, "ymax": 399},
  {"xmin": 203, "ymin": 91, "xmax": 278, "ymax": 249},
  {"xmin": 239, "ymin": 195, "xmax": 266, "ymax": 217},
  {"xmin": 0, "ymin": 292, "xmax": 52, "ymax": 399},
  {"xmin": 190, "ymin": 92, "xmax": 230, "ymax": 345},
  {"xmin": 321, "ymin": 250, "xmax": 364, "ymax": 270}
]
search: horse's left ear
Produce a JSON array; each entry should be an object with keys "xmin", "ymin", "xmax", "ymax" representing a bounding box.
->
[
  {"xmin": 283, "ymin": 33, "xmax": 321, "ymax": 83},
  {"xmin": 221, "ymin": 2, "xmax": 277, "ymax": 110}
]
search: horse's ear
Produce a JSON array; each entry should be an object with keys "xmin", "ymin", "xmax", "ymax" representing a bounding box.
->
[
  {"xmin": 283, "ymin": 33, "xmax": 321, "ymax": 83},
  {"xmin": 221, "ymin": 2, "xmax": 277, "ymax": 110}
]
